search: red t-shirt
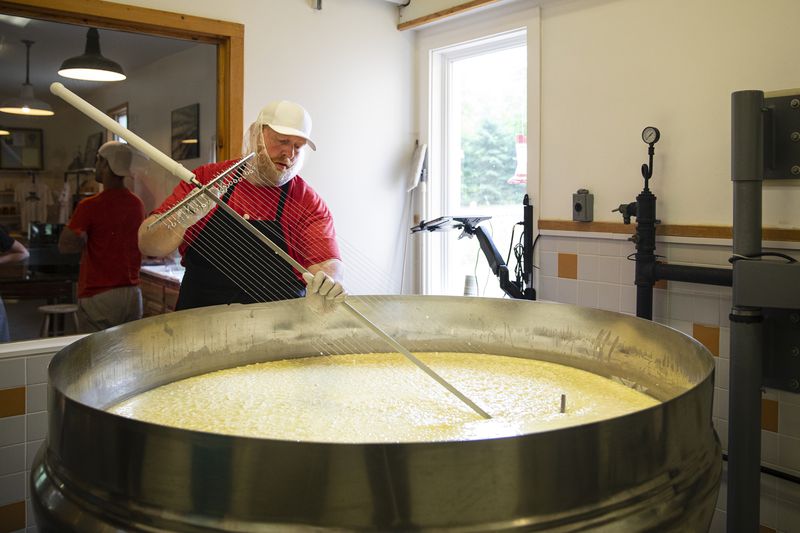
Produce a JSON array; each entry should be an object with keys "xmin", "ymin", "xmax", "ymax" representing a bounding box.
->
[
  {"xmin": 154, "ymin": 160, "xmax": 340, "ymax": 280},
  {"xmin": 68, "ymin": 188, "xmax": 145, "ymax": 298}
]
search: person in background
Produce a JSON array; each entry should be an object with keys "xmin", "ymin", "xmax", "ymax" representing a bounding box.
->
[
  {"xmin": 138, "ymin": 100, "xmax": 345, "ymax": 311},
  {"xmin": 59, "ymin": 141, "xmax": 146, "ymax": 332},
  {"xmin": 0, "ymin": 226, "xmax": 29, "ymax": 342}
]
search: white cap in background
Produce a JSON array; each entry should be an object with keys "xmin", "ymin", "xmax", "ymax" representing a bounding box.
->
[{"xmin": 98, "ymin": 141, "xmax": 133, "ymax": 177}]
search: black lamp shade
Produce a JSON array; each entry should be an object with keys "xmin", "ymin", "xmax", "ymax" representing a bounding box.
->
[
  {"xmin": 58, "ymin": 28, "xmax": 126, "ymax": 82},
  {"xmin": 0, "ymin": 40, "xmax": 55, "ymax": 116}
]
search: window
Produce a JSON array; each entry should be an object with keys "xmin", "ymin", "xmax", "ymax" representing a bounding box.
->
[
  {"xmin": 425, "ymin": 30, "xmax": 527, "ymax": 297},
  {"xmin": 106, "ymin": 102, "xmax": 128, "ymax": 142}
]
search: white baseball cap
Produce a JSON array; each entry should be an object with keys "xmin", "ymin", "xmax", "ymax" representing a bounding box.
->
[
  {"xmin": 256, "ymin": 100, "xmax": 316, "ymax": 151},
  {"xmin": 98, "ymin": 141, "xmax": 133, "ymax": 177}
]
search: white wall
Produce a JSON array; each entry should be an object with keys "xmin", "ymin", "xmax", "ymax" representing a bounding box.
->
[
  {"xmin": 540, "ymin": 0, "xmax": 800, "ymax": 227},
  {"xmin": 113, "ymin": 0, "xmax": 417, "ymax": 293}
]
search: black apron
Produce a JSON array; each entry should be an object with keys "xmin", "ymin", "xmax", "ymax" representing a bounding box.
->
[{"xmin": 175, "ymin": 181, "xmax": 306, "ymax": 310}]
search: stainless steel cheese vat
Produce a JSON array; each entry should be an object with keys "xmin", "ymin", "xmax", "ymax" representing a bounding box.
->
[{"xmin": 31, "ymin": 296, "xmax": 721, "ymax": 531}]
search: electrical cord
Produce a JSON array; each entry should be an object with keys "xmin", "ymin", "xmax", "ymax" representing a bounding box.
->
[
  {"xmin": 729, "ymin": 252, "xmax": 797, "ymax": 264},
  {"xmin": 505, "ymin": 223, "xmax": 518, "ymax": 266},
  {"xmin": 626, "ymin": 253, "xmax": 666, "ymax": 261}
]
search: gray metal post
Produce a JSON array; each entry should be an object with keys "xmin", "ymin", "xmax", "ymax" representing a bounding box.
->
[{"xmin": 727, "ymin": 90, "xmax": 765, "ymax": 533}]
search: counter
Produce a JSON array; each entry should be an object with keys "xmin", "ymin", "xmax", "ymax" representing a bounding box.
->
[{"xmin": 139, "ymin": 264, "xmax": 184, "ymax": 316}]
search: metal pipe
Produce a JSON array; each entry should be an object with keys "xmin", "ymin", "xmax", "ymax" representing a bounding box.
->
[
  {"xmin": 635, "ymin": 284, "xmax": 653, "ymax": 320},
  {"xmin": 654, "ymin": 264, "xmax": 732, "ymax": 286},
  {"xmin": 634, "ymin": 187, "xmax": 657, "ymax": 320},
  {"xmin": 727, "ymin": 89, "xmax": 765, "ymax": 533}
]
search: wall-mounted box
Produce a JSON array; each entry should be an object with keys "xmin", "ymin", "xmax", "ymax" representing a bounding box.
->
[{"xmin": 573, "ymin": 189, "xmax": 593, "ymax": 222}]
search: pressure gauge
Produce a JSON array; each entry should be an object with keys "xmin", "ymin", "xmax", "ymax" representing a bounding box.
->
[{"xmin": 642, "ymin": 126, "xmax": 660, "ymax": 145}]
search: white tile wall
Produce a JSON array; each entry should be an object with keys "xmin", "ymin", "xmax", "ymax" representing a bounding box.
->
[
  {"xmin": 577, "ymin": 254, "xmax": 597, "ymax": 281},
  {"xmin": 556, "ymin": 278, "xmax": 578, "ymax": 304},
  {"xmin": 595, "ymin": 256, "xmax": 620, "ymax": 284},
  {"xmin": 0, "ymin": 444, "xmax": 24, "ymax": 476},
  {"xmin": 0, "ymin": 471, "xmax": 25, "ymax": 506},
  {"xmin": 577, "ymin": 281, "xmax": 599, "ymax": 308},
  {"xmin": 597, "ymin": 283, "xmax": 620, "ymax": 312},
  {"xmin": 780, "ymin": 403, "xmax": 800, "ymax": 438},
  {"xmin": 0, "ymin": 359, "xmax": 24, "ymax": 390},
  {"xmin": 24, "ymin": 385, "xmax": 46, "ymax": 414},
  {"xmin": 538, "ymin": 232, "xmax": 800, "ymax": 532},
  {"xmin": 0, "ymin": 416, "xmax": 24, "ymax": 448},
  {"xmin": 0, "ymin": 337, "xmax": 80, "ymax": 531},
  {"xmin": 539, "ymin": 251, "xmax": 557, "ymax": 277}
]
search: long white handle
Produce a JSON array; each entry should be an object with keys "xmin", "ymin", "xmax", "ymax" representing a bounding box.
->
[{"xmin": 50, "ymin": 82, "xmax": 197, "ymax": 185}]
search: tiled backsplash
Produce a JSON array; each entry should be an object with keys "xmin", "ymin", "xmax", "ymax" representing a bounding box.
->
[
  {"xmin": 538, "ymin": 231, "xmax": 800, "ymax": 533},
  {"xmin": 0, "ymin": 335, "xmax": 85, "ymax": 533}
]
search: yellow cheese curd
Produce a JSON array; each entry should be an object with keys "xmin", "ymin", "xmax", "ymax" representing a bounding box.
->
[{"xmin": 108, "ymin": 352, "xmax": 658, "ymax": 443}]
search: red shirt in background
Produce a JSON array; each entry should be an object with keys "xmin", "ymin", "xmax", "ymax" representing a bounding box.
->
[
  {"xmin": 68, "ymin": 188, "xmax": 145, "ymax": 298},
  {"xmin": 153, "ymin": 159, "xmax": 340, "ymax": 281}
]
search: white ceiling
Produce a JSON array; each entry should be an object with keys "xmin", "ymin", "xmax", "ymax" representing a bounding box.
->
[{"xmin": 0, "ymin": 15, "xmax": 202, "ymax": 102}]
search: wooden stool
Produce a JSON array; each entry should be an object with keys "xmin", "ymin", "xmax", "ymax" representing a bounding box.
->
[{"xmin": 38, "ymin": 304, "xmax": 80, "ymax": 337}]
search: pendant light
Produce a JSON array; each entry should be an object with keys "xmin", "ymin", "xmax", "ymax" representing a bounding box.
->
[
  {"xmin": 58, "ymin": 28, "xmax": 126, "ymax": 82},
  {"xmin": 0, "ymin": 40, "xmax": 55, "ymax": 117}
]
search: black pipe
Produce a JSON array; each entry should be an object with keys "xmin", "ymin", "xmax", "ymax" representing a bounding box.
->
[
  {"xmin": 633, "ymin": 185, "xmax": 658, "ymax": 320},
  {"xmin": 626, "ymin": 165, "xmax": 733, "ymax": 320},
  {"xmin": 721, "ymin": 452, "xmax": 800, "ymax": 486},
  {"xmin": 654, "ymin": 263, "xmax": 733, "ymax": 286},
  {"xmin": 728, "ymin": 90, "xmax": 766, "ymax": 533},
  {"xmin": 523, "ymin": 195, "xmax": 535, "ymax": 300}
]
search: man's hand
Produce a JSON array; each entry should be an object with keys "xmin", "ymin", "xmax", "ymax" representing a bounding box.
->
[{"xmin": 302, "ymin": 271, "xmax": 347, "ymax": 308}]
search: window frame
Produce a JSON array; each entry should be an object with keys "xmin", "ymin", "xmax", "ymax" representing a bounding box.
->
[
  {"xmin": 413, "ymin": 2, "xmax": 540, "ymax": 296},
  {"xmin": 426, "ymin": 29, "xmax": 529, "ymax": 295},
  {"xmin": 106, "ymin": 102, "xmax": 129, "ymax": 142}
]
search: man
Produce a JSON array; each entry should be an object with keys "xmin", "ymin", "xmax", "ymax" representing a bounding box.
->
[
  {"xmin": 59, "ymin": 141, "xmax": 146, "ymax": 332},
  {"xmin": 0, "ymin": 226, "xmax": 29, "ymax": 341},
  {"xmin": 138, "ymin": 100, "xmax": 345, "ymax": 310}
]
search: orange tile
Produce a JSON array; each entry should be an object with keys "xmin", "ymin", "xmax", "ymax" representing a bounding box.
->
[
  {"xmin": 692, "ymin": 324, "xmax": 720, "ymax": 357},
  {"xmin": 558, "ymin": 253, "xmax": 578, "ymax": 279},
  {"xmin": 0, "ymin": 501, "xmax": 25, "ymax": 533},
  {"xmin": 761, "ymin": 398, "xmax": 778, "ymax": 432},
  {"xmin": 0, "ymin": 387, "xmax": 25, "ymax": 418}
]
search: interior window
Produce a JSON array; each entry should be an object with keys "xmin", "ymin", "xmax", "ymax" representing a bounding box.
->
[
  {"xmin": 106, "ymin": 103, "xmax": 129, "ymax": 142},
  {"xmin": 425, "ymin": 30, "xmax": 527, "ymax": 297}
]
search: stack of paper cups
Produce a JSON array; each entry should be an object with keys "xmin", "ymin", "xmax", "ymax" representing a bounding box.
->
[{"xmin": 463, "ymin": 274, "xmax": 478, "ymax": 296}]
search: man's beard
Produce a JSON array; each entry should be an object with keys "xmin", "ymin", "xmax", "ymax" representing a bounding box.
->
[{"xmin": 251, "ymin": 149, "xmax": 305, "ymax": 187}]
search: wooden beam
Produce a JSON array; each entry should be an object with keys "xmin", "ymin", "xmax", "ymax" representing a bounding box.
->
[
  {"xmin": 537, "ymin": 220, "xmax": 800, "ymax": 242},
  {"xmin": 0, "ymin": 0, "xmax": 244, "ymax": 159},
  {"xmin": 397, "ymin": 0, "xmax": 502, "ymax": 31}
]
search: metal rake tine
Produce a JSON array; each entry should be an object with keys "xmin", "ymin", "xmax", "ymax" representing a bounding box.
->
[{"xmin": 147, "ymin": 153, "xmax": 256, "ymax": 229}]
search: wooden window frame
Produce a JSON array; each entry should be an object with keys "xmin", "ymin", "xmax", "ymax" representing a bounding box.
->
[
  {"xmin": 105, "ymin": 102, "xmax": 128, "ymax": 142},
  {"xmin": 0, "ymin": 0, "xmax": 243, "ymax": 161}
]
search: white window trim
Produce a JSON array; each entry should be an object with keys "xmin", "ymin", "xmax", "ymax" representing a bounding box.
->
[
  {"xmin": 429, "ymin": 30, "xmax": 527, "ymax": 294},
  {"xmin": 414, "ymin": 2, "xmax": 541, "ymax": 295}
]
